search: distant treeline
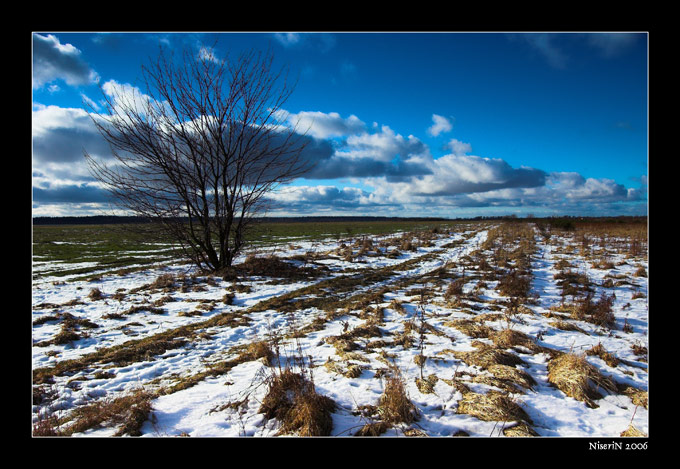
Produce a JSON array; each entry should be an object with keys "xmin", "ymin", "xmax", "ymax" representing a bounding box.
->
[{"xmin": 32, "ymin": 214, "xmax": 647, "ymax": 226}]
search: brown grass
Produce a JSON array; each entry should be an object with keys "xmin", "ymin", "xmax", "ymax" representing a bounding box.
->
[
  {"xmin": 378, "ymin": 371, "xmax": 419, "ymax": 425},
  {"xmin": 547, "ymin": 353, "xmax": 617, "ymax": 408},
  {"xmin": 62, "ymin": 388, "xmax": 155, "ymax": 436},
  {"xmin": 33, "ymin": 410, "xmax": 61, "ymax": 436},
  {"xmin": 444, "ymin": 319, "xmax": 492, "ymax": 339},
  {"xmin": 457, "ymin": 391, "xmax": 532, "ymax": 424},
  {"xmin": 548, "ymin": 320, "xmax": 589, "ymax": 334},
  {"xmin": 237, "ymin": 254, "xmax": 327, "ymax": 281},
  {"xmin": 620, "ymin": 425, "xmax": 647, "ymax": 437},
  {"xmin": 496, "ymin": 270, "xmax": 531, "ymax": 298},
  {"xmin": 503, "ymin": 422, "xmax": 539, "ymax": 437},
  {"xmin": 634, "ymin": 266, "xmax": 647, "ymax": 278},
  {"xmin": 444, "ymin": 278, "xmax": 466, "ymax": 300},
  {"xmin": 88, "ymin": 288, "xmax": 104, "ymax": 300},
  {"xmin": 415, "ymin": 374, "xmax": 439, "ymax": 394},
  {"xmin": 554, "ymin": 270, "xmax": 592, "ymax": 299},
  {"xmin": 454, "ymin": 341, "xmax": 525, "ymax": 369},
  {"xmin": 631, "ymin": 342, "xmax": 648, "ymax": 362},
  {"xmin": 259, "ymin": 369, "xmax": 336, "ymax": 436},
  {"xmin": 486, "ymin": 364, "xmax": 536, "ymax": 390},
  {"xmin": 586, "ymin": 343, "xmax": 620, "ymax": 368},
  {"xmin": 489, "ymin": 329, "xmax": 544, "ymax": 354},
  {"xmin": 570, "ymin": 292, "xmax": 616, "ymax": 328},
  {"xmin": 238, "ymin": 340, "xmax": 275, "ymax": 366},
  {"xmin": 354, "ymin": 421, "xmax": 391, "ymax": 436},
  {"xmin": 620, "ymin": 386, "xmax": 648, "ymax": 409}
]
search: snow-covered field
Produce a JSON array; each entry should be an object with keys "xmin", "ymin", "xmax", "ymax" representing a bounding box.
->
[{"xmin": 32, "ymin": 222, "xmax": 648, "ymax": 438}]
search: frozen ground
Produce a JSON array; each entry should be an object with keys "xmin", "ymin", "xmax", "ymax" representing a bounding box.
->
[{"xmin": 32, "ymin": 223, "xmax": 648, "ymax": 437}]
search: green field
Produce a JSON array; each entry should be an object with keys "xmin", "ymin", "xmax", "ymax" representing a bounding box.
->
[{"xmin": 32, "ymin": 219, "xmax": 474, "ymax": 281}]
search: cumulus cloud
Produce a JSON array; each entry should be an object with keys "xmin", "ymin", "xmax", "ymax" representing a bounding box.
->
[
  {"xmin": 33, "ymin": 182, "xmax": 112, "ymax": 204},
  {"xmin": 545, "ymin": 172, "xmax": 631, "ymax": 201},
  {"xmin": 100, "ymin": 79, "xmax": 164, "ymax": 119},
  {"xmin": 403, "ymin": 154, "xmax": 547, "ymax": 196},
  {"xmin": 266, "ymin": 185, "xmax": 391, "ymax": 213},
  {"xmin": 277, "ymin": 110, "xmax": 366, "ymax": 139},
  {"xmin": 32, "ymin": 104, "xmax": 111, "ymax": 164},
  {"xmin": 343, "ymin": 126, "xmax": 428, "ymax": 162},
  {"xmin": 271, "ymin": 111, "xmax": 433, "ymax": 180},
  {"xmin": 33, "ymin": 34, "xmax": 99, "ymax": 89},
  {"xmin": 446, "ymin": 138, "xmax": 472, "ymax": 156},
  {"xmin": 302, "ymin": 124, "xmax": 432, "ymax": 180},
  {"xmin": 32, "ymin": 102, "xmax": 646, "ymax": 218},
  {"xmin": 427, "ymin": 114, "xmax": 453, "ymax": 136}
]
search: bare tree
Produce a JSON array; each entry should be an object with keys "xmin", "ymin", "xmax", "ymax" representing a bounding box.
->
[{"xmin": 85, "ymin": 45, "xmax": 310, "ymax": 272}]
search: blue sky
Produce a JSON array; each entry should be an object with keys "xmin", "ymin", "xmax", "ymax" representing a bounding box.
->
[{"xmin": 32, "ymin": 31, "xmax": 648, "ymax": 218}]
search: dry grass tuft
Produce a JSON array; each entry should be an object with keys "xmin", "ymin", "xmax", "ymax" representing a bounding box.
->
[
  {"xmin": 378, "ymin": 371, "xmax": 419, "ymax": 425},
  {"xmin": 237, "ymin": 340, "xmax": 275, "ymax": 366},
  {"xmin": 496, "ymin": 270, "xmax": 531, "ymax": 298},
  {"xmin": 444, "ymin": 278, "xmax": 466, "ymax": 300},
  {"xmin": 445, "ymin": 319, "xmax": 492, "ymax": 339},
  {"xmin": 503, "ymin": 422, "xmax": 539, "ymax": 437},
  {"xmin": 88, "ymin": 288, "xmax": 104, "ymax": 300},
  {"xmin": 259, "ymin": 369, "xmax": 336, "ymax": 436},
  {"xmin": 323, "ymin": 358, "xmax": 366, "ymax": 378},
  {"xmin": 415, "ymin": 374, "xmax": 439, "ymax": 394},
  {"xmin": 454, "ymin": 341, "xmax": 525, "ymax": 369},
  {"xmin": 489, "ymin": 329, "xmax": 543, "ymax": 354},
  {"xmin": 457, "ymin": 391, "xmax": 532, "ymax": 424},
  {"xmin": 620, "ymin": 386, "xmax": 648, "ymax": 409},
  {"xmin": 64, "ymin": 388, "xmax": 155, "ymax": 436},
  {"xmin": 354, "ymin": 421, "xmax": 391, "ymax": 436},
  {"xmin": 237, "ymin": 254, "xmax": 327, "ymax": 281},
  {"xmin": 586, "ymin": 343, "xmax": 620, "ymax": 368},
  {"xmin": 548, "ymin": 320, "xmax": 589, "ymax": 334},
  {"xmin": 571, "ymin": 292, "xmax": 616, "ymax": 328},
  {"xmin": 33, "ymin": 410, "xmax": 61, "ymax": 436},
  {"xmin": 487, "ymin": 364, "xmax": 536, "ymax": 390},
  {"xmin": 547, "ymin": 353, "xmax": 617, "ymax": 408},
  {"xmin": 620, "ymin": 425, "xmax": 647, "ymax": 437},
  {"xmin": 152, "ymin": 273, "xmax": 176, "ymax": 291},
  {"xmin": 631, "ymin": 342, "xmax": 648, "ymax": 362}
]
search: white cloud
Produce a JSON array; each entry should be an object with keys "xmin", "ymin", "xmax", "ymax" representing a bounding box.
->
[
  {"xmin": 343, "ymin": 125, "xmax": 426, "ymax": 162},
  {"xmin": 198, "ymin": 46, "xmax": 220, "ymax": 63},
  {"xmin": 33, "ymin": 34, "xmax": 99, "ymax": 89},
  {"xmin": 33, "ymin": 104, "xmax": 96, "ymax": 139},
  {"xmin": 446, "ymin": 138, "xmax": 472, "ymax": 156},
  {"xmin": 32, "ymin": 104, "xmax": 112, "ymax": 176},
  {"xmin": 397, "ymin": 153, "xmax": 546, "ymax": 197},
  {"xmin": 547, "ymin": 173, "xmax": 629, "ymax": 201},
  {"xmin": 427, "ymin": 114, "xmax": 453, "ymax": 136},
  {"xmin": 276, "ymin": 110, "xmax": 366, "ymax": 140},
  {"xmin": 80, "ymin": 92, "xmax": 101, "ymax": 111},
  {"xmin": 274, "ymin": 33, "xmax": 302, "ymax": 47},
  {"xmin": 267, "ymin": 185, "xmax": 388, "ymax": 213},
  {"xmin": 272, "ymin": 33, "xmax": 336, "ymax": 53},
  {"xmin": 32, "ymin": 102, "xmax": 647, "ymax": 218}
]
